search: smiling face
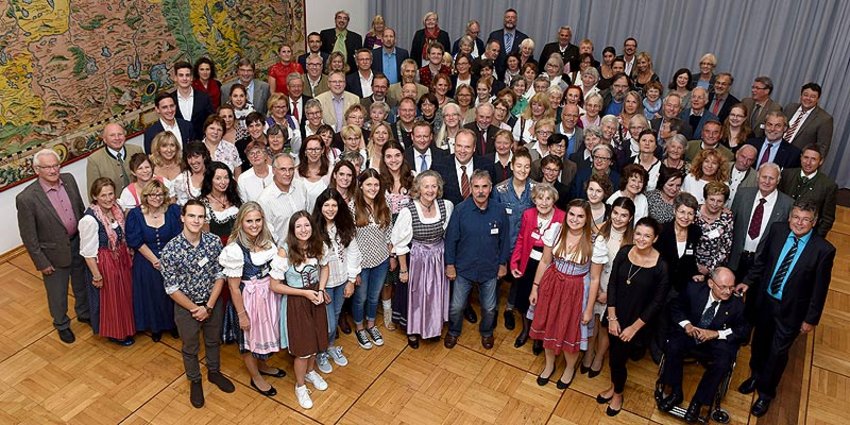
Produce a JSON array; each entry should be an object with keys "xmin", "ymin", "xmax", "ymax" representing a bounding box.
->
[
  {"xmin": 34, "ymin": 152, "xmax": 61, "ymax": 184},
  {"xmin": 383, "ymin": 146, "xmax": 403, "ymax": 171},
  {"xmin": 238, "ymin": 65, "xmax": 254, "ymax": 85},
  {"xmin": 412, "ymin": 125, "xmax": 432, "ymax": 151},
  {"xmin": 334, "ymin": 165, "xmax": 353, "ymax": 190},
  {"xmin": 268, "ymin": 131, "xmax": 286, "ymax": 152},
  {"xmin": 534, "ymin": 192, "xmax": 554, "ymax": 215},
  {"xmin": 789, "ymin": 207, "xmax": 816, "ymax": 237},
  {"xmin": 586, "ymin": 181, "xmax": 604, "ymax": 203},
  {"xmin": 674, "ymin": 204, "xmax": 695, "ymax": 228},
  {"xmin": 633, "ymin": 223, "xmax": 658, "ymax": 250},
  {"xmin": 565, "ymin": 205, "xmax": 587, "ymax": 231},
  {"xmin": 511, "ymin": 156, "xmax": 531, "ymax": 182},
  {"xmin": 205, "ymin": 121, "xmax": 223, "ymax": 143},
  {"xmin": 156, "ymin": 97, "xmax": 177, "ymax": 122},
  {"xmin": 187, "ymin": 154, "xmax": 205, "ymax": 174},
  {"xmin": 175, "ymin": 67, "xmax": 192, "ymax": 89},
  {"xmin": 800, "ymin": 149, "xmax": 823, "ymax": 175},
  {"xmin": 360, "ymin": 176, "xmax": 381, "ymax": 201},
  {"xmin": 800, "ymin": 88, "xmax": 820, "ymax": 110},
  {"xmin": 757, "ymin": 165, "xmax": 779, "ymax": 194},
  {"xmin": 701, "ymin": 156, "xmax": 719, "ymax": 177},
  {"xmin": 182, "ymin": 204, "xmax": 206, "ymax": 234},
  {"xmin": 242, "ymin": 210, "xmax": 264, "ymax": 238},
  {"xmin": 133, "ymin": 159, "xmax": 154, "ymax": 182},
  {"xmin": 278, "ymin": 45, "xmax": 293, "ymax": 63},
  {"xmin": 626, "ymin": 173, "xmax": 644, "ymax": 195},
  {"xmin": 610, "ymin": 205, "xmax": 632, "ymax": 230},
  {"xmin": 272, "ymin": 155, "xmax": 295, "ymax": 187},
  {"xmin": 418, "ymin": 175, "xmax": 439, "ymax": 204},
  {"xmin": 197, "ymin": 63, "xmax": 212, "ymax": 81},
  {"xmin": 102, "ymin": 123, "xmax": 126, "ymax": 150},
  {"xmin": 728, "ymin": 106, "xmax": 747, "ymax": 128},
  {"xmin": 293, "ymin": 216, "xmax": 313, "ymax": 241},
  {"xmin": 95, "ymin": 184, "xmax": 116, "ymax": 208},
  {"xmin": 230, "ymin": 87, "xmax": 247, "ymax": 108},
  {"xmin": 321, "ymin": 197, "xmax": 339, "ymax": 222},
  {"xmin": 247, "ymin": 120, "xmax": 264, "ymax": 140},
  {"xmin": 218, "ymin": 108, "xmax": 235, "ymax": 127},
  {"xmin": 763, "ymin": 114, "xmax": 787, "ymax": 141},
  {"xmin": 305, "ymin": 138, "xmax": 323, "ymax": 163}
]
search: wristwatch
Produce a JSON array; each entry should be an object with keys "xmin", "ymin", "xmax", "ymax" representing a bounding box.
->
[{"xmin": 204, "ymin": 304, "xmax": 213, "ymax": 313}]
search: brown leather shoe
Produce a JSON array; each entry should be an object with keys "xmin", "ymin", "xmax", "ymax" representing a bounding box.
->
[
  {"xmin": 444, "ymin": 334, "xmax": 458, "ymax": 348},
  {"xmin": 482, "ymin": 335, "xmax": 495, "ymax": 349}
]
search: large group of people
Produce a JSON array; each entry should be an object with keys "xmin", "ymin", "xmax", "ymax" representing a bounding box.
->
[{"xmin": 17, "ymin": 7, "xmax": 838, "ymax": 421}]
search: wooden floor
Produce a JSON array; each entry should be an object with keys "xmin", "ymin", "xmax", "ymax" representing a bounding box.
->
[{"xmin": 2, "ymin": 210, "xmax": 850, "ymax": 424}]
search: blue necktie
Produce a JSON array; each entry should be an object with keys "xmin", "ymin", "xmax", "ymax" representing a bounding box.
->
[
  {"xmin": 505, "ymin": 32, "xmax": 514, "ymax": 53},
  {"xmin": 770, "ymin": 237, "xmax": 800, "ymax": 296},
  {"xmin": 698, "ymin": 301, "xmax": 719, "ymax": 328},
  {"xmin": 419, "ymin": 154, "xmax": 428, "ymax": 172}
]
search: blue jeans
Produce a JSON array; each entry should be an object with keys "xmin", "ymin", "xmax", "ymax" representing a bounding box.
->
[
  {"xmin": 448, "ymin": 275, "xmax": 498, "ymax": 337},
  {"xmin": 325, "ymin": 284, "xmax": 347, "ymax": 345},
  {"xmin": 353, "ymin": 259, "xmax": 389, "ymax": 325}
]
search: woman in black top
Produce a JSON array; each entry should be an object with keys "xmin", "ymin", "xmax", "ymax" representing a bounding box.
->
[{"xmin": 597, "ymin": 217, "xmax": 669, "ymax": 416}]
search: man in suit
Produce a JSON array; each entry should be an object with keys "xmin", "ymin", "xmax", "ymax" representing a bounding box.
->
[
  {"xmin": 452, "ymin": 20, "xmax": 485, "ymax": 58},
  {"xmin": 406, "ymin": 120, "xmax": 449, "ymax": 174},
  {"xmin": 463, "ymin": 103, "xmax": 500, "ymax": 156},
  {"xmin": 171, "ymin": 61, "xmax": 213, "ymax": 138},
  {"xmin": 617, "ymin": 37, "xmax": 639, "ymax": 77},
  {"xmin": 371, "ymin": 27, "xmax": 409, "ymax": 85},
  {"xmin": 538, "ymin": 26, "xmax": 580, "ymax": 74},
  {"xmin": 286, "ymin": 73, "xmax": 311, "ymax": 127},
  {"xmin": 17, "ymin": 149, "xmax": 88, "ymax": 343},
  {"xmin": 144, "ymin": 92, "xmax": 195, "ymax": 153},
  {"xmin": 345, "ymin": 48, "xmax": 375, "ymax": 98},
  {"xmin": 391, "ymin": 97, "xmax": 418, "ymax": 150},
  {"xmin": 726, "ymin": 144, "xmax": 759, "ymax": 206},
  {"xmin": 658, "ymin": 267, "xmax": 750, "ymax": 422},
  {"xmin": 741, "ymin": 76, "xmax": 781, "ymax": 139},
  {"xmin": 782, "ymin": 82, "xmax": 833, "ymax": 157},
  {"xmin": 679, "ymin": 88, "xmax": 718, "ymax": 142},
  {"xmin": 360, "ymin": 74, "xmax": 390, "ymax": 113},
  {"xmin": 387, "ymin": 59, "xmax": 428, "ymax": 107},
  {"xmin": 221, "ymin": 58, "xmax": 271, "ymax": 115},
  {"xmin": 685, "ymin": 120, "xmax": 733, "ymax": 163},
  {"xmin": 707, "ymin": 72, "xmax": 739, "ymax": 123},
  {"xmin": 297, "ymin": 32, "xmax": 328, "ymax": 72},
  {"xmin": 487, "ymin": 8, "xmax": 528, "ymax": 70},
  {"xmin": 479, "ymin": 40, "xmax": 505, "ymax": 80},
  {"xmin": 302, "ymin": 53, "xmax": 329, "ymax": 99},
  {"xmin": 652, "ymin": 93, "xmax": 694, "ymax": 141},
  {"xmin": 90, "ymin": 123, "xmax": 144, "ymax": 192},
  {"xmin": 779, "ymin": 144, "xmax": 837, "ymax": 237},
  {"xmin": 746, "ymin": 111, "xmax": 802, "ymax": 170},
  {"xmin": 435, "ymin": 129, "xmax": 496, "ymax": 207},
  {"xmin": 736, "ymin": 200, "xmax": 835, "ymax": 417},
  {"xmin": 315, "ymin": 70, "xmax": 359, "ymax": 132},
  {"xmin": 319, "ymin": 10, "xmax": 363, "ymax": 72}
]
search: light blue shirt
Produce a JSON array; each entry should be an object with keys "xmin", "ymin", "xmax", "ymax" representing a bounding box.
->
[
  {"xmin": 382, "ymin": 48, "xmax": 399, "ymax": 84},
  {"xmin": 768, "ymin": 230, "xmax": 812, "ymax": 300},
  {"xmin": 758, "ymin": 138, "xmax": 781, "ymax": 166}
]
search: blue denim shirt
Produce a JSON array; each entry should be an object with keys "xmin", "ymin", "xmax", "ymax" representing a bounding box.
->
[
  {"xmin": 492, "ymin": 178, "xmax": 536, "ymax": 252},
  {"xmin": 445, "ymin": 198, "xmax": 511, "ymax": 282}
]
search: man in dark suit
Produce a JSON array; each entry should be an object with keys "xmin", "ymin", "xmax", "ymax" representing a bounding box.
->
[
  {"xmin": 616, "ymin": 37, "xmax": 639, "ymax": 77},
  {"xmin": 487, "ymin": 8, "xmax": 528, "ymax": 69},
  {"xmin": 298, "ymin": 32, "xmax": 329, "ymax": 72},
  {"xmin": 779, "ymin": 144, "xmax": 837, "ymax": 237},
  {"xmin": 371, "ymin": 28, "xmax": 409, "ymax": 85},
  {"xmin": 452, "ymin": 20, "xmax": 485, "ymax": 58},
  {"xmin": 435, "ymin": 129, "xmax": 496, "ymax": 207},
  {"xmin": 319, "ymin": 10, "xmax": 363, "ymax": 72},
  {"xmin": 736, "ymin": 201, "xmax": 836, "ymax": 417},
  {"xmin": 171, "ymin": 61, "xmax": 213, "ymax": 138},
  {"xmin": 707, "ymin": 72, "xmax": 739, "ymax": 123},
  {"xmin": 782, "ymin": 82, "xmax": 833, "ymax": 157},
  {"xmin": 746, "ymin": 111, "xmax": 802, "ymax": 170},
  {"xmin": 405, "ymin": 120, "xmax": 449, "ymax": 174},
  {"xmin": 360, "ymin": 74, "xmax": 390, "ymax": 114},
  {"xmin": 652, "ymin": 93, "xmax": 694, "ymax": 141},
  {"xmin": 463, "ymin": 103, "xmax": 499, "ymax": 156},
  {"xmin": 286, "ymin": 73, "xmax": 311, "ymax": 127},
  {"xmin": 221, "ymin": 58, "xmax": 271, "ymax": 114},
  {"xmin": 345, "ymin": 48, "xmax": 375, "ymax": 98},
  {"xmin": 658, "ymin": 267, "xmax": 750, "ymax": 422},
  {"xmin": 538, "ymin": 26, "xmax": 580, "ymax": 73},
  {"xmin": 17, "ymin": 149, "xmax": 88, "ymax": 343},
  {"xmin": 144, "ymin": 92, "xmax": 195, "ymax": 153},
  {"xmin": 741, "ymin": 76, "xmax": 781, "ymax": 139}
]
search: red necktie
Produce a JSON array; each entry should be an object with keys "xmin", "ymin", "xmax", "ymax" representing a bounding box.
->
[
  {"xmin": 784, "ymin": 109, "xmax": 806, "ymax": 141},
  {"xmin": 747, "ymin": 198, "xmax": 766, "ymax": 239},
  {"xmin": 758, "ymin": 143, "xmax": 773, "ymax": 167},
  {"xmin": 711, "ymin": 98, "xmax": 722, "ymax": 115},
  {"xmin": 479, "ymin": 130, "xmax": 487, "ymax": 154},
  {"xmin": 292, "ymin": 101, "xmax": 299, "ymax": 121}
]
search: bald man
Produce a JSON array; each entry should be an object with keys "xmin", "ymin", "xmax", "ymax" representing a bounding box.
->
[{"xmin": 86, "ymin": 123, "xmax": 144, "ymax": 192}]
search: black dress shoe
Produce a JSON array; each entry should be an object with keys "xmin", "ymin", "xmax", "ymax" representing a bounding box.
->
[
  {"xmin": 77, "ymin": 316, "xmax": 91, "ymax": 324},
  {"xmin": 532, "ymin": 340, "xmax": 543, "ymax": 355},
  {"xmin": 259, "ymin": 368, "xmax": 286, "ymax": 378},
  {"xmin": 684, "ymin": 401, "xmax": 702, "ymax": 423},
  {"xmin": 464, "ymin": 306, "xmax": 478, "ymax": 323},
  {"xmin": 339, "ymin": 317, "xmax": 352, "ymax": 334},
  {"xmin": 208, "ymin": 372, "xmax": 235, "ymax": 393},
  {"xmin": 58, "ymin": 328, "xmax": 75, "ymax": 344},
  {"xmin": 151, "ymin": 332, "xmax": 162, "ymax": 342},
  {"xmin": 751, "ymin": 397, "xmax": 771, "ymax": 417},
  {"xmin": 596, "ymin": 393, "xmax": 613, "ymax": 404},
  {"xmin": 514, "ymin": 331, "xmax": 529, "ymax": 348},
  {"xmin": 536, "ymin": 370, "xmax": 553, "ymax": 386},
  {"xmin": 250, "ymin": 379, "xmax": 277, "ymax": 397},
  {"xmin": 190, "ymin": 380, "xmax": 204, "ymax": 408},
  {"xmin": 579, "ymin": 364, "xmax": 590, "ymax": 374},
  {"xmin": 503, "ymin": 310, "xmax": 515, "ymax": 330},
  {"xmin": 660, "ymin": 391, "xmax": 684, "ymax": 412},
  {"xmin": 588, "ymin": 367, "xmax": 602, "ymax": 378},
  {"xmin": 169, "ymin": 328, "xmax": 180, "ymax": 338},
  {"xmin": 738, "ymin": 376, "xmax": 757, "ymax": 394},
  {"xmin": 407, "ymin": 336, "xmax": 420, "ymax": 349},
  {"xmin": 606, "ymin": 405, "xmax": 621, "ymax": 417},
  {"xmin": 444, "ymin": 334, "xmax": 458, "ymax": 349},
  {"xmin": 109, "ymin": 337, "xmax": 135, "ymax": 346}
]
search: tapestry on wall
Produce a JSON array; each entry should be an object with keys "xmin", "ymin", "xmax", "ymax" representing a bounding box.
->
[{"xmin": 0, "ymin": 0, "xmax": 305, "ymax": 191}]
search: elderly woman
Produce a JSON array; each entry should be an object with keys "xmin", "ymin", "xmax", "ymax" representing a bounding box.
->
[
  {"xmin": 580, "ymin": 92, "xmax": 603, "ymax": 130},
  {"xmin": 173, "ymin": 141, "xmax": 210, "ymax": 206},
  {"xmin": 202, "ymin": 115, "xmax": 241, "ymax": 176},
  {"xmin": 694, "ymin": 182, "xmax": 733, "ymax": 275},
  {"xmin": 390, "ymin": 170, "xmax": 454, "ymax": 348},
  {"xmin": 681, "ymin": 149, "xmax": 729, "ymax": 203},
  {"xmin": 607, "ymin": 164, "xmax": 649, "ymax": 221},
  {"xmin": 570, "ymin": 143, "xmax": 620, "ymax": 201},
  {"xmin": 237, "ymin": 142, "xmax": 273, "ymax": 203},
  {"xmin": 581, "ymin": 68, "xmax": 601, "ymax": 103},
  {"xmin": 119, "ymin": 153, "xmax": 160, "ymax": 211},
  {"xmin": 266, "ymin": 124, "xmax": 290, "ymax": 158},
  {"xmin": 126, "ymin": 180, "xmax": 182, "ymax": 341},
  {"xmin": 661, "ymin": 134, "xmax": 689, "ymax": 176},
  {"xmin": 81, "ymin": 178, "xmax": 136, "ymax": 345},
  {"xmin": 519, "ymin": 38, "xmax": 537, "ymax": 68},
  {"xmin": 266, "ymin": 92, "xmax": 302, "ymax": 153},
  {"xmin": 646, "ymin": 168, "xmax": 684, "ymax": 224},
  {"xmin": 543, "ymin": 54, "xmax": 569, "ymax": 91},
  {"xmin": 691, "ymin": 53, "xmax": 717, "ymax": 91},
  {"xmin": 150, "ymin": 131, "xmax": 184, "ymax": 193},
  {"xmin": 631, "ymin": 130, "xmax": 662, "ymax": 191},
  {"xmin": 411, "ymin": 11, "xmax": 451, "ymax": 66}
]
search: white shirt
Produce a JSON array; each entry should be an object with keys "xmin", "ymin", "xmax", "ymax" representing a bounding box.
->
[
  {"xmin": 744, "ymin": 189, "xmax": 778, "ymax": 252},
  {"xmin": 455, "ymin": 158, "xmax": 473, "ymax": 191},
  {"xmin": 634, "ymin": 156, "xmax": 661, "ymax": 191},
  {"xmin": 160, "ymin": 118, "xmax": 183, "ymax": 148},
  {"xmin": 624, "ymin": 57, "xmax": 635, "ymax": 75},
  {"xmin": 177, "ymin": 88, "xmax": 194, "ymax": 123},
  {"xmin": 727, "ymin": 167, "xmax": 749, "ymax": 207},
  {"xmin": 413, "ymin": 149, "xmax": 433, "ymax": 174},
  {"xmin": 681, "ymin": 175, "xmax": 709, "ymax": 204},
  {"xmin": 786, "ymin": 106, "xmax": 814, "ymax": 143},
  {"xmin": 607, "ymin": 191, "xmax": 648, "ymax": 221},
  {"xmin": 237, "ymin": 165, "xmax": 274, "ymax": 203},
  {"xmin": 257, "ymin": 179, "xmax": 309, "ymax": 244},
  {"xmin": 359, "ymin": 70, "xmax": 374, "ymax": 97},
  {"xmin": 678, "ymin": 290, "xmax": 733, "ymax": 339},
  {"xmin": 390, "ymin": 200, "xmax": 455, "ymax": 255}
]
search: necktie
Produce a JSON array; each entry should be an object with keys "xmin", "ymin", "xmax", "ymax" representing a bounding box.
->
[
  {"xmin": 116, "ymin": 151, "xmax": 129, "ymax": 188},
  {"xmin": 505, "ymin": 32, "xmax": 514, "ymax": 53},
  {"xmin": 419, "ymin": 154, "xmax": 428, "ymax": 172},
  {"xmin": 751, "ymin": 103, "xmax": 762, "ymax": 128},
  {"xmin": 460, "ymin": 165, "xmax": 470, "ymax": 199},
  {"xmin": 698, "ymin": 300, "xmax": 719, "ymax": 328},
  {"xmin": 747, "ymin": 198, "xmax": 766, "ymax": 239},
  {"xmin": 334, "ymin": 33, "xmax": 347, "ymax": 58},
  {"xmin": 784, "ymin": 109, "xmax": 806, "ymax": 141},
  {"xmin": 770, "ymin": 237, "xmax": 800, "ymax": 296},
  {"xmin": 479, "ymin": 130, "xmax": 487, "ymax": 154},
  {"xmin": 711, "ymin": 98, "xmax": 722, "ymax": 115},
  {"xmin": 292, "ymin": 101, "xmax": 299, "ymax": 121},
  {"xmin": 758, "ymin": 143, "xmax": 773, "ymax": 167}
]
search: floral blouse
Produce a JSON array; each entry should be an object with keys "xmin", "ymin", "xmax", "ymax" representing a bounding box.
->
[{"xmin": 695, "ymin": 208, "xmax": 734, "ymax": 271}]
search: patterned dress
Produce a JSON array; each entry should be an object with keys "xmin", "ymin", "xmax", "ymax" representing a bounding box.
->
[
  {"xmin": 276, "ymin": 252, "xmax": 330, "ymax": 357},
  {"xmin": 385, "ymin": 190, "xmax": 411, "ymax": 326},
  {"xmin": 695, "ymin": 208, "xmax": 734, "ymax": 271}
]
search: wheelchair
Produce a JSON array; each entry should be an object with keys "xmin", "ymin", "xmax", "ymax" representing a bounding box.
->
[{"xmin": 654, "ymin": 350, "xmax": 736, "ymax": 424}]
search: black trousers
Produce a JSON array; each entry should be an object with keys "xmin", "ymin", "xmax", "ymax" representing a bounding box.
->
[
  {"xmin": 749, "ymin": 296, "xmax": 800, "ymax": 400},
  {"xmin": 609, "ymin": 329, "xmax": 648, "ymax": 394},
  {"xmin": 661, "ymin": 329, "xmax": 738, "ymax": 404}
]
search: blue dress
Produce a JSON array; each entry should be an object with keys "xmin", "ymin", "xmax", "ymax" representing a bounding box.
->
[{"xmin": 126, "ymin": 204, "xmax": 183, "ymax": 333}]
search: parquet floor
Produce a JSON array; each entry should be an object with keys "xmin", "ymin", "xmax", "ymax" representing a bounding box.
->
[{"xmin": 2, "ymin": 209, "xmax": 849, "ymax": 424}]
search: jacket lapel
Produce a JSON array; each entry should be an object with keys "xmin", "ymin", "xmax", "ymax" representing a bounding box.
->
[{"xmin": 32, "ymin": 183, "xmax": 66, "ymax": 227}]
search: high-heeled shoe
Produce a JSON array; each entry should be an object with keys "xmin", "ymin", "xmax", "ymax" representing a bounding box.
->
[
  {"xmin": 579, "ymin": 364, "xmax": 590, "ymax": 374},
  {"xmin": 588, "ymin": 367, "xmax": 602, "ymax": 378}
]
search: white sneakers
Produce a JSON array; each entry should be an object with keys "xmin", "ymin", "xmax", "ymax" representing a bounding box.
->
[
  {"xmin": 296, "ymin": 369, "xmax": 329, "ymax": 409},
  {"xmin": 305, "ymin": 370, "xmax": 328, "ymax": 391}
]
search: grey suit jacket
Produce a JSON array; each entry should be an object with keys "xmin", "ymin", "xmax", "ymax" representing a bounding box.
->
[
  {"xmin": 221, "ymin": 79, "xmax": 272, "ymax": 114},
  {"xmin": 782, "ymin": 103, "xmax": 833, "ymax": 157},
  {"xmin": 16, "ymin": 173, "xmax": 86, "ymax": 270},
  {"xmin": 728, "ymin": 187, "xmax": 793, "ymax": 271},
  {"xmin": 85, "ymin": 144, "xmax": 144, "ymax": 193},
  {"xmin": 740, "ymin": 97, "xmax": 781, "ymax": 139},
  {"xmin": 726, "ymin": 163, "xmax": 758, "ymax": 206}
]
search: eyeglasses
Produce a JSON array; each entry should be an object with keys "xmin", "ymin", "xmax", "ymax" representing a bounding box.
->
[
  {"xmin": 790, "ymin": 215, "xmax": 814, "ymax": 224},
  {"xmin": 146, "ymin": 193, "xmax": 164, "ymax": 198},
  {"xmin": 592, "ymin": 155, "xmax": 612, "ymax": 161},
  {"xmin": 542, "ymin": 167, "xmax": 560, "ymax": 173},
  {"xmin": 752, "ymin": 85, "xmax": 768, "ymax": 90},
  {"xmin": 36, "ymin": 164, "xmax": 60, "ymax": 170},
  {"xmin": 248, "ymin": 150, "xmax": 266, "ymax": 156}
]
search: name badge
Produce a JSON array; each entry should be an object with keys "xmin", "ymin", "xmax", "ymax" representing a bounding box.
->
[
  {"xmin": 531, "ymin": 231, "xmax": 542, "ymax": 240},
  {"xmin": 197, "ymin": 257, "xmax": 209, "ymax": 267},
  {"xmin": 685, "ymin": 248, "xmax": 694, "ymax": 255},
  {"xmin": 505, "ymin": 208, "xmax": 513, "ymax": 215},
  {"xmin": 529, "ymin": 249, "xmax": 543, "ymax": 261},
  {"xmin": 490, "ymin": 227, "xmax": 499, "ymax": 235},
  {"xmin": 110, "ymin": 222, "xmax": 119, "ymax": 229}
]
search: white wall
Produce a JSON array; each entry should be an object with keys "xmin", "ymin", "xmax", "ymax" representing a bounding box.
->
[{"xmin": 305, "ymin": 0, "xmax": 370, "ymax": 36}]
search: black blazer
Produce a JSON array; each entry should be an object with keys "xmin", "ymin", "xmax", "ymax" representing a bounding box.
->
[
  {"xmin": 143, "ymin": 118, "xmax": 195, "ymax": 153},
  {"xmin": 434, "ymin": 156, "xmax": 496, "ymax": 206},
  {"xmin": 485, "ymin": 152, "xmax": 513, "ymax": 183},
  {"xmin": 462, "ymin": 122, "xmax": 499, "ymax": 156},
  {"xmin": 371, "ymin": 47, "xmax": 410, "ymax": 80},
  {"xmin": 651, "ymin": 117, "xmax": 694, "ymax": 141},
  {"xmin": 743, "ymin": 222, "xmax": 835, "ymax": 327},
  {"xmin": 170, "ymin": 89, "xmax": 214, "ymax": 138},
  {"xmin": 670, "ymin": 281, "xmax": 750, "ymax": 346},
  {"xmin": 538, "ymin": 42, "xmax": 580, "ymax": 72},
  {"xmin": 745, "ymin": 138, "xmax": 802, "ymax": 170},
  {"xmin": 319, "ymin": 28, "xmax": 363, "ymax": 71},
  {"xmin": 297, "ymin": 52, "xmax": 329, "ymax": 72},
  {"xmin": 487, "ymin": 28, "xmax": 528, "ymax": 65},
  {"xmin": 410, "ymin": 29, "xmax": 451, "ymax": 65},
  {"xmin": 707, "ymin": 93, "xmax": 740, "ymax": 123},
  {"xmin": 452, "ymin": 36, "xmax": 485, "ymax": 56},
  {"xmin": 404, "ymin": 145, "xmax": 449, "ymax": 172},
  {"xmin": 289, "ymin": 94, "xmax": 312, "ymax": 127},
  {"xmin": 345, "ymin": 71, "xmax": 369, "ymax": 98},
  {"xmin": 655, "ymin": 220, "xmax": 702, "ymax": 293}
]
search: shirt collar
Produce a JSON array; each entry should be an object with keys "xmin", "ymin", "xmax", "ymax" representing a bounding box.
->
[
  {"xmin": 757, "ymin": 188, "xmax": 778, "ymax": 204},
  {"xmin": 801, "ymin": 170, "xmax": 818, "ymax": 179},
  {"xmin": 106, "ymin": 146, "xmax": 125, "ymax": 158},
  {"xmin": 39, "ymin": 177, "xmax": 63, "ymax": 192},
  {"xmin": 789, "ymin": 229, "xmax": 813, "ymax": 245}
]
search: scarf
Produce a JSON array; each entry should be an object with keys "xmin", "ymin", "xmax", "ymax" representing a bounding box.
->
[
  {"xmin": 422, "ymin": 27, "xmax": 441, "ymax": 60},
  {"xmin": 92, "ymin": 203, "xmax": 125, "ymax": 251}
]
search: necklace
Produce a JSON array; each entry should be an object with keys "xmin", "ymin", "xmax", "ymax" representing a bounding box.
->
[
  {"xmin": 210, "ymin": 194, "xmax": 229, "ymax": 208},
  {"xmin": 626, "ymin": 262, "xmax": 642, "ymax": 285},
  {"xmin": 421, "ymin": 200, "xmax": 434, "ymax": 213}
]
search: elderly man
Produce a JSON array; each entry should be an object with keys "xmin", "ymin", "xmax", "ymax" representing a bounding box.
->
[
  {"xmin": 779, "ymin": 144, "xmax": 837, "ymax": 237},
  {"xmin": 287, "ymin": 73, "xmax": 311, "ymax": 127},
  {"xmin": 170, "ymin": 61, "xmax": 214, "ymax": 137},
  {"xmin": 652, "ymin": 93, "xmax": 694, "ymax": 140},
  {"xmin": 319, "ymin": 10, "xmax": 363, "ymax": 71},
  {"xmin": 452, "ymin": 20, "xmax": 485, "ymax": 58},
  {"xmin": 88, "ymin": 123, "xmax": 144, "ymax": 192},
  {"xmin": 741, "ymin": 76, "xmax": 781, "ymax": 139},
  {"xmin": 301, "ymin": 53, "xmax": 329, "ymax": 98},
  {"xmin": 602, "ymin": 73, "xmax": 630, "ymax": 115},
  {"xmin": 345, "ymin": 48, "xmax": 375, "ymax": 98},
  {"xmin": 391, "ymin": 97, "xmax": 418, "ymax": 149},
  {"xmin": 678, "ymin": 87, "xmax": 718, "ymax": 140},
  {"xmin": 221, "ymin": 58, "xmax": 271, "ymax": 114},
  {"xmin": 685, "ymin": 120, "xmax": 733, "ymax": 163},
  {"xmin": 315, "ymin": 70, "xmax": 360, "ymax": 132},
  {"xmin": 387, "ymin": 59, "xmax": 428, "ymax": 106},
  {"xmin": 444, "ymin": 167, "xmax": 510, "ymax": 350},
  {"xmin": 17, "ymin": 149, "xmax": 88, "ymax": 343},
  {"xmin": 782, "ymin": 83, "xmax": 833, "ymax": 157},
  {"xmin": 539, "ymin": 26, "xmax": 580, "ymax": 73},
  {"xmin": 557, "ymin": 104, "xmax": 584, "ymax": 157},
  {"xmin": 463, "ymin": 103, "xmax": 500, "ymax": 155},
  {"xmin": 371, "ymin": 27, "xmax": 409, "ymax": 85},
  {"xmin": 298, "ymin": 32, "xmax": 329, "ymax": 71},
  {"xmin": 257, "ymin": 154, "xmax": 308, "ymax": 243},
  {"xmin": 726, "ymin": 144, "xmax": 759, "ymax": 205},
  {"xmin": 707, "ymin": 72, "xmax": 739, "ymax": 122},
  {"xmin": 144, "ymin": 91, "xmax": 195, "ymax": 153},
  {"xmin": 746, "ymin": 111, "xmax": 802, "ymax": 170}
]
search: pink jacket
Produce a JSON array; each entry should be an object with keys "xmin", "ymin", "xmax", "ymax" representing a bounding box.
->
[{"xmin": 509, "ymin": 207, "xmax": 566, "ymax": 274}]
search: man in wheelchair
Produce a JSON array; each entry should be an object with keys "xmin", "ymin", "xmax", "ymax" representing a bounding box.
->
[{"xmin": 656, "ymin": 267, "xmax": 750, "ymax": 423}]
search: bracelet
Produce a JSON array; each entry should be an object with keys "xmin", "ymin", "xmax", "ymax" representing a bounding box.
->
[
  {"xmin": 607, "ymin": 317, "xmax": 618, "ymax": 322},
  {"xmin": 400, "ymin": 270, "xmax": 408, "ymax": 274},
  {"xmin": 237, "ymin": 310, "xmax": 246, "ymax": 315},
  {"xmin": 204, "ymin": 305, "xmax": 213, "ymax": 313},
  {"xmin": 532, "ymin": 282, "xmax": 539, "ymax": 286}
]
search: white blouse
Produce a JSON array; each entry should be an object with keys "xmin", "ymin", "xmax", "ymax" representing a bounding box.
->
[
  {"xmin": 325, "ymin": 225, "xmax": 363, "ymax": 288},
  {"xmin": 218, "ymin": 243, "xmax": 286, "ymax": 279},
  {"xmin": 681, "ymin": 175, "xmax": 709, "ymax": 204},
  {"xmin": 390, "ymin": 200, "xmax": 455, "ymax": 256},
  {"xmin": 542, "ymin": 222, "xmax": 609, "ymax": 264},
  {"xmin": 607, "ymin": 190, "xmax": 649, "ymax": 222},
  {"xmin": 172, "ymin": 171, "xmax": 202, "ymax": 206}
]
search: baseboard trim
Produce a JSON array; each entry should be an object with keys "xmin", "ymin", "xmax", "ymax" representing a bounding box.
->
[{"xmin": 0, "ymin": 245, "xmax": 27, "ymax": 262}]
